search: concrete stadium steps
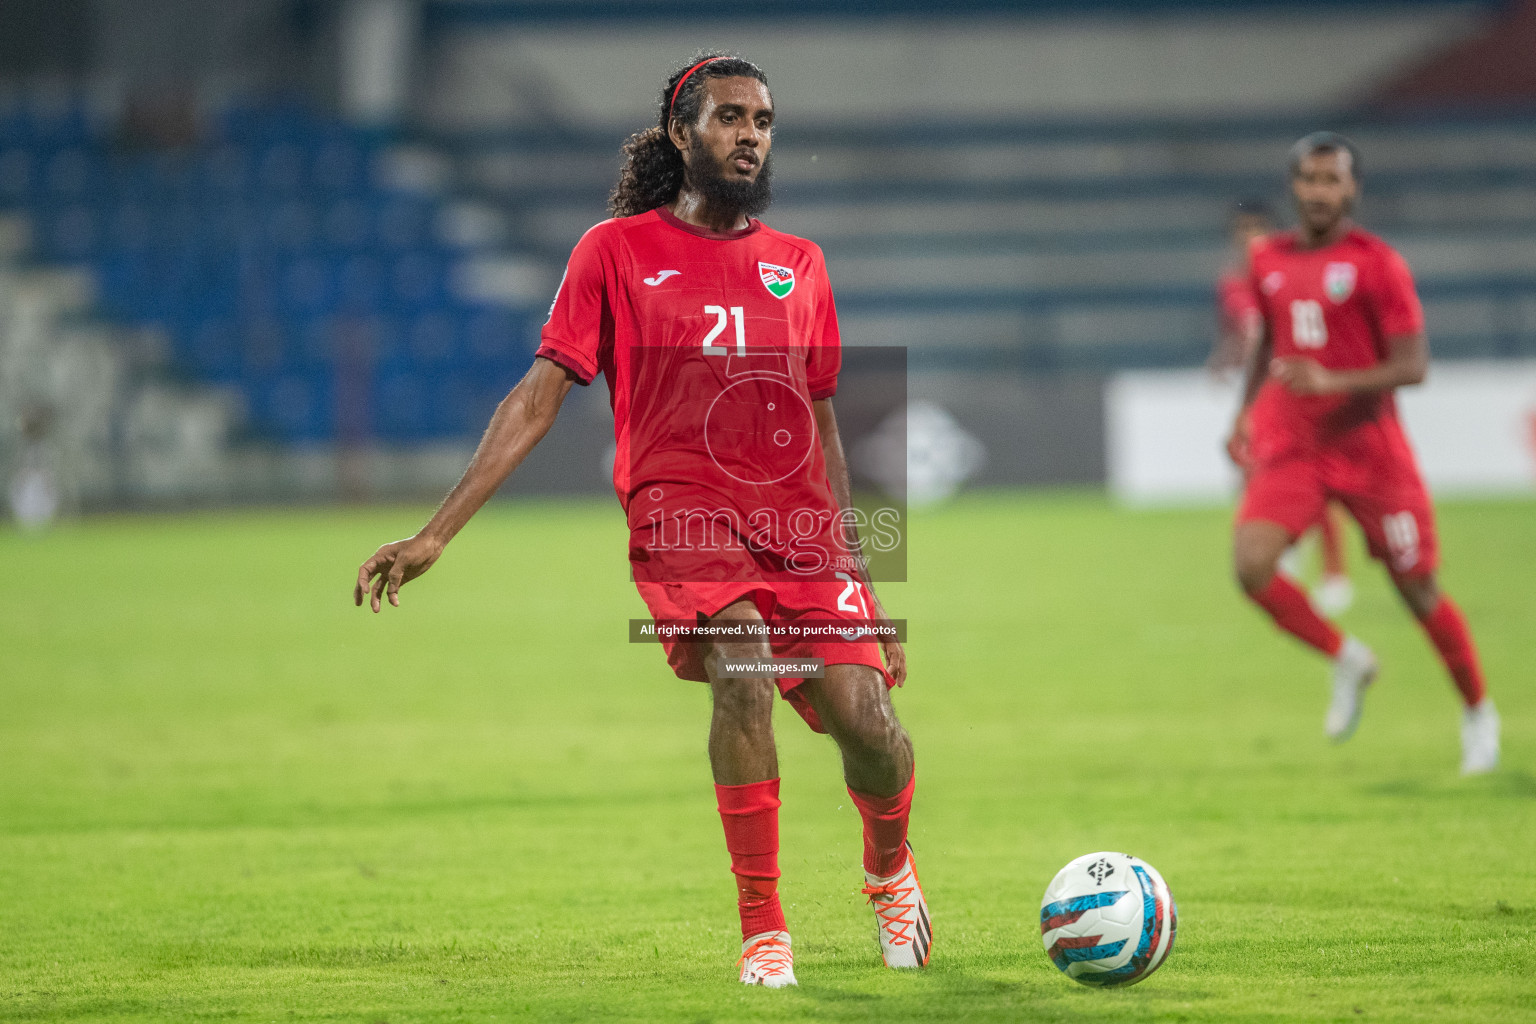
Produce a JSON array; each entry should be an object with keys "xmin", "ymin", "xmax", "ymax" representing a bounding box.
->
[
  {"xmin": 430, "ymin": 116, "xmax": 1536, "ymax": 364},
  {"xmin": 455, "ymin": 116, "xmax": 1536, "ymax": 196},
  {"xmin": 828, "ymin": 228, "xmax": 1536, "ymax": 293},
  {"xmin": 516, "ymin": 185, "xmax": 1536, "ymax": 258}
]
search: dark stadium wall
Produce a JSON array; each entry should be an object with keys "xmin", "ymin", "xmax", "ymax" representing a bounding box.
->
[
  {"xmin": 89, "ymin": 0, "xmax": 321, "ymax": 96},
  {"xmin": 413, "ymin": 7, "xmax": 1487, "ymax": 132},
  {"xmin": 0, "ymin": 0, "xmax": 91, "ymax": 77},
  {"xmin": 1374, "ymin": 0, "xmax": 1536, "ymax": 108},
  {"xmin": 0, "ymin": 2, "xmax": 325, "ymax": 102},
  {"xmin": 419, "ymin": 0, "xmax": 1504, "ymax": 26}
]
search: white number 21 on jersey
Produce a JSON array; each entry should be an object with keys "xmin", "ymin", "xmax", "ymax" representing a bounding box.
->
[
  {"xmin": 1290, "ymin": 299, "xmax": 1328, "ymax": 349},
  {"xmin": 702, "ymin": 305, "xmax": 746, "ymax": 356}
]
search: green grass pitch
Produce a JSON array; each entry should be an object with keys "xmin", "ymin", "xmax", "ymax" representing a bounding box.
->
[{"xmin": 2, "ymin": 491, "xmax": 1533, "ymax": 1023}]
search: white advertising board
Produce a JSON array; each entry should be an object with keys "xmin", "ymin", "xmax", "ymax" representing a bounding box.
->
[{"xmin": 1107, "ymin": 361, "xmax": 1536, "ymax": 505}]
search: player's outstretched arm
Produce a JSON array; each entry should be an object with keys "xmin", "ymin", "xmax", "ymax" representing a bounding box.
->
[
  {"xmin": 1271, "ymin": 332, "xmax": 1428, "ymax": 397},
  {"xmin": 353, "ymin": 356, "xmax": 576, "ymax": 612},
  {"xmin": 813, "ymin": 397, "xmax": 907, "ymax": 686}
]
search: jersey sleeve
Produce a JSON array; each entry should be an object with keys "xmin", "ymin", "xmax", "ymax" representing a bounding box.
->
[
  {"xmin": 1245, "ymin": 240, "xmax": 1274, "ymax": 323},
  {"xmin": 536, "ymin": 224, "xmax": 618, "ymax": 385},
  {"xmin": 1370, "ymin": 246, "xmax": 1425, "ymax": 339},
  {"xmin": 805, "ymin": 252, "xmax": 842, "ymax": 400},
  {"xmin": 1220, "ymin": 274, "xmax": 1260, "ymax": 321}
]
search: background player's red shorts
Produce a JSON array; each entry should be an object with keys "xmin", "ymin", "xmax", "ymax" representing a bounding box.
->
[
  {"xmin": 1238, "ymin": 440, "xmax": 1439, "ymax": 577},
  {"xmin": 634, "ymin": 577, "xmax": 893, "ymax": 734}
]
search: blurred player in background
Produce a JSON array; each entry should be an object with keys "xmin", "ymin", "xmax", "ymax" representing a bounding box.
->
[
  {"xmin": 353, "ymin": 52, "xmax": 927, "ymax": 987},
  {"xmin": 1210, "ymin": 199, "xmax": 1272, "ymax": 375},
  {"xmin": 1214, "ymin": 199, "xmax": 1353, "ymax": 615},
  {"xmin": 1226, "ymin": 133, "xmax": 1498, "ymax": 774}
]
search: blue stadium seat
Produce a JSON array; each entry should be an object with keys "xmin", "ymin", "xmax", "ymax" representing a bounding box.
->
[
  {"xmin": 0, "ymin": 148, "xmax": 34, "ymax": 202},
  {"xmin": 39, "ymin": 203, "xmax": 100, "ymax": 261},
  {"xmin": 182, "ymin": 317, "xmax": 243, "ymax": 382},
  {"xmin": 6, "ymin": 96, "xmax": 534, "ymax": 444},
  {"xmin": 405, "ymin": 310, "xmax": 459, "ymax": 365},
  {"xmin": 320, "ymin": 199, "xmax": 372, "ymax": 250},
  {"xmin": 390, "ymin": 250, "xmax": 447, "ymax": 310},
  {"xmin": 249, "ymin": 372, "xmax": 333, "ymax": 443},
  {"xmin": 336, "ymin": 255, "xmax": 386, "ymax": 311},
  {"xmin": 374, "ymin": 369, "xmax": 430, "ymax": 441}
]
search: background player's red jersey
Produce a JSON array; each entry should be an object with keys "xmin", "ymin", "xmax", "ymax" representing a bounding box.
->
[
  {"xmin": 1247, "ymin": 227, "xmax": 1424, "ymax": 460},
  {"xmin": 1217, "ymin": 268, "xmax": 1261, "ymax": 344},
  {"xmin": 536, "ymin": 207, "xmax": 851, "ymax": 585}
]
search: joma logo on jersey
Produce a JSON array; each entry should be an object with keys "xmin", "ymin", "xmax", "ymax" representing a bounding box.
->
[
  {"xmin": 1324, "ymin": 262, "xmax": 1356, "ymax": 303},
  {"xmin": 758, "ymin": 262, "xmax": 795, "ymax": 299}
]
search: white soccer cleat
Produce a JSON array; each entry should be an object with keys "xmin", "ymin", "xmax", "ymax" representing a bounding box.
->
[
  {"xmin": 738, "ymin": 930, "xmax": 796, "ymax": 988},
  {"xmin": 1326, "ymin": 636, "xmax": 1377, "ymax": 743},
  {"xmin": 862, "ymin": 842, "xmax": 931, "ymax": 968},
  {"xmin": 1461, "ymin": 700, "xmax": 1500, "ymax": 776},
  {"xmin": 1311, "ymin": 574, "xmax": 1354, "ymax": 616}
]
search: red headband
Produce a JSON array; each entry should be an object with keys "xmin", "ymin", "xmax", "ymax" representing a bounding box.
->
[{"xmin": 669, "ymin": 57, "xmax": 726, "ymax": 114}]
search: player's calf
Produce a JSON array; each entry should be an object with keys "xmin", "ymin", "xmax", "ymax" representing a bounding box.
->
[{"xmin": 800, "ymin": 666, "xmax": 913, "ymax": 796}]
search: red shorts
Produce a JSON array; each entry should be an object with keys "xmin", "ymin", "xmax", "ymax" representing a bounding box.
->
[
  {"xmin": 1238, "ymin": 447, "xmax": 1438, "ymax": 577},
  {"xmin": 634, "ymin": 577, "xmax": 892, "ymax": 734}
]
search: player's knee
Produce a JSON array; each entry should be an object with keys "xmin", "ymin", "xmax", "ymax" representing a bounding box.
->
[
  {"xmin": 1233, "ymin": 549, "xmax": 1276, "ymax": 595},
  {"xmin": 842, "ymin": 713, "xmax": 906, "ymax": 756},
  {"xmin": 822, "ymin": 691, "xmax": 907, "ymax": 759},
  {"xmin": 708, "ymin": 672, "xmax": 776, "ymax": 726}
]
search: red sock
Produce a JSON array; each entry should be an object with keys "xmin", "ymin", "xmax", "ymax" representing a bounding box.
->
[
  {"xmin": 1319, "ymin": 507, "xmax": 1346, "ymax": 577},
  {"xmin": 716, "ymin": 779, "xmax": 786, "ymax": 940},
  {"xmin": 1250, "ymin": 574, "xmax": 1343, "ymax": 657},
  {"xmin": 734, "ymin": 875, "xmax": 783, "ymax": 940},
  {"xmin": 1420, "ymin": 597, "xmax": 1487, "ymax": 707},
  {"xmin": 847, "ymin": 771, "xmax": 915, "ymax": 878}
]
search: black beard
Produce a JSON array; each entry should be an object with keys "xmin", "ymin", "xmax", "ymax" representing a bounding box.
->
[{"xmin": 686, "ymin": 149, "xmax": 774, "ymax": 221}]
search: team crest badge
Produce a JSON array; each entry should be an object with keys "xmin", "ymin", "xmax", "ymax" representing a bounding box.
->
[
  {"xmin": 758, "ymin": 261, "xmax": 795, "ymax": 299},
  {"xmin": 1323, "ymin": 262, "xmax": 1356, "ymax": 303}
]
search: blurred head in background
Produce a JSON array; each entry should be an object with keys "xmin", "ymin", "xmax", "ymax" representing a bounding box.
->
[
  {"xmin": 1289, "ymin": 131, "xmax": 1361, "ymax": 243},
  {"xmin": 609, "ymin": 51, "xmax": 773, "ymax": 221},
  {"xmin": 1228, "ymin": 198, "xmax": 1274, "ymax": 262}
]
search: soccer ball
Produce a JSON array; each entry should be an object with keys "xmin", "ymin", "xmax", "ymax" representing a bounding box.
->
[{"xmin": 1040, "ymin": 851, "xmax": 1177, "ymax": 987}]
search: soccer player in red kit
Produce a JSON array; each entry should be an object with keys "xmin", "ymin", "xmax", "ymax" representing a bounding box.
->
[
  {"xmin": 1227, "ymin": 133, "xmax": 1499, "ymax": 774},
  {"xmin": 1215, "ymin": 199, "xmax": 1352, "ymax": 614},
  {"xmin": 352, "ymin": 53, "xmax": 928, "ymax": 986}
]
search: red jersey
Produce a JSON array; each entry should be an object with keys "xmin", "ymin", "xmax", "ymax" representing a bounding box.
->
[
  {"xmin": 1247, "ymin": 227, "xmax": 1424, "ymax": 461},
  {"xmin": 1214, "ymin": 266, "xmax": 1262, "ymax": 368},
  {"xmin": 536, "ymin": 207, "xmax": 851, "ymax": 584}
]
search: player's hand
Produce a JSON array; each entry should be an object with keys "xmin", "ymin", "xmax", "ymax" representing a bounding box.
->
[
  {"xmin": 353, "ymin": 533, "xmax": 445, "ymax": 612},
  {"xmin": 1225, "ymin": 409, "xmax": 1252, "ymax": 470},
  {"xmin": 1271, "ymin": 356, "xmax": 1338, "ymax": 396},
  {"xmin": 872, "ymin": 597, "xmax": 907, "ymax": 687}
]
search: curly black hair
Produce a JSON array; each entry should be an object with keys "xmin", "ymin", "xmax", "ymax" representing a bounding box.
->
[{"xmin": 608, "ymin": 50, "xmax": 769, "ymax": 219}]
